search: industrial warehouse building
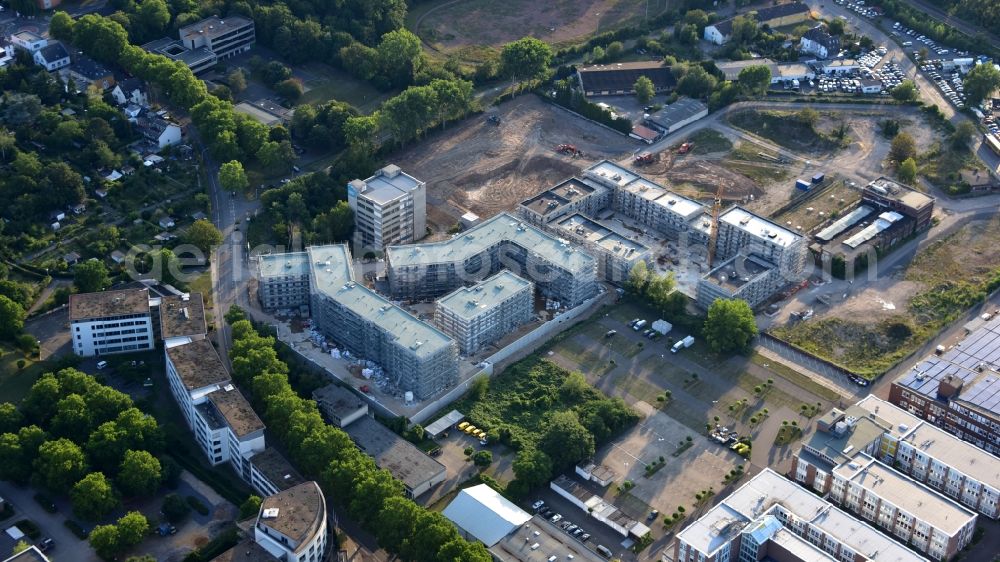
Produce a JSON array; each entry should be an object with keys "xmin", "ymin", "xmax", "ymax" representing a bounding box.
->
[
  {"xmin": 643, "ymin": 97, "xmax": 708, "ymax": 135},
  {"xmin": 576, "ymin": 61, "xmax": 675, "ymax": 97},
  {"xmin": 434, "ymin": 271, "xmax": 534, "ymax": 355}
]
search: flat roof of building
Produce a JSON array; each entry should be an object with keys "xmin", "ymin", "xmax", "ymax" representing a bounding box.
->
[
  {"xmin": 715, "ymin": 59, "xmax": 779, "ymax": 81},
  {"xmin": 834, "ymin": 453, "xmax": 977, "ymax": 534},
  {"xmin": 490, "ymin": 515, "xmax": 607, "ymax": 561},
  {"xmin": 520, "ymin": 177, "xmax": 604, "ymax": 218},
  {"xmin": 312, "ymin": 384, "xmax": 368, "ymax": 422},
  {"xmin": 617, "ymin": 177, "xmax": 706, "ymax": 220},
  {"xmin": 308, "ymin": 244, "xmax": 454, "ymax": 360},
  {"xmin": 349, "ymin": 164, "xmax": 422, "ymax": 205},
  {"xmin": 257, "ymin": 481, "xmax": 325, "ymax": 552},
  {"xmin": 160, "ymin": 293, "xmax": 207, "ymax": 339},
  {"xmin": 436, "ymin": 271, "xmax": 533, "ymax": 321},
  {"xmin": 865, "ymin": 177, "xmax": 935, "ymax": 210},
  {"xmin": 206, "ymin": 386, "xmax": 264, "ymax": 438},
  {"xmin": 896, "ymin": 317, "xmax": 1000, "ymax": 417},
  {"xmin": 70, "ymin": 288, "xmax": 150, "ymax": 321},
  {"xmin": 720, "ymin": 206, "xmax": 802, "ymax": 248},
  {"xmin": 258, "ymin": 251, "xmax": 310, "ymax": 278},
  {"xmin": 345, "ymin": 415, "xmax": 445, "ymax": 493},
  {"xmin": 13, "ymin": 30, "xmax": 44, "ymax": 42},
  {"xmin": 179, "ymin": 15, "xmax": 254, "ymax": 40},
  {"xmin": 165, "ymin": 338, "xmax": 231, "ymax": 390},
  {"xmin": 583, "ymin": 160, "xmax": 640, "ymax": 188},
  {"xmin": 704, "ymin": 254, "xmax": 775, "ymax": 291},
  {"xmin": 776, "ymin": 62, "xmax": 814, "ymax": 78},
  {"xmin": 677, "ymin": 469, "xmax": 925, "ymax": 561},
  {"xmin": 770, "ymin": 528, "xmax": 839, "ymax": 562},
  {"xmin": 386, "ymin": 212, "xmax": 596, "ymax": 275},
  {"xmin": 556, "ymin": 213, "xmax": 649, "ymax": 259},
  {"xmin": 802, "ymin": 410, "xmax": 888, "ymax": 466},
  {"xmin": 855, "ymin": 396, "xmax": 1000, "ymax": 490},
  {"xmin": 249, "ymin": 448, "xmax": 305, "ymax": 492}
]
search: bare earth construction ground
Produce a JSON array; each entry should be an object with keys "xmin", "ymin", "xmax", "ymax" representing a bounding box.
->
[
  {"xmin": 413, "ymin": 0, "xmax": 659, "ymax": 53},
  {"xmin": 391, "ymin": 96, "xmax": 637, "ymax": 234}
]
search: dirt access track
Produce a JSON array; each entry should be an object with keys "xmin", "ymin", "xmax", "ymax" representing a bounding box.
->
[
  {"xmin": 413, "ymin": 0, "xmax": 650, "ymax": 52},
  {"xmin": 390, "ymin": 95, "xmax": 637, "ymax": 234}
]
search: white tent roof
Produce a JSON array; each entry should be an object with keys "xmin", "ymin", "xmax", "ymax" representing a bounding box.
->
[{"xmin": 442, "ymin": 484, "xmax": 531, "ymax": 546}]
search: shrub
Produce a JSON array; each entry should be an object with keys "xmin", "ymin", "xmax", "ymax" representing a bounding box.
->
[{"xmin": 186, "ymin": 495, "xmax": 210, "ymax": 516}]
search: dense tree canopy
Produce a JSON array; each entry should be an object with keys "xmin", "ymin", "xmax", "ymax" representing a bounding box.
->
[
  {"xmin": 74, "ymin": 260, "xmax": 111, "ymax": 294},
  {"xmin": 71, "ymin": 471, "xmax": 119, "ymax": 521},
  {"xmin": 704, "ymin": 298, "xmax": 758, "ymax": 353}
]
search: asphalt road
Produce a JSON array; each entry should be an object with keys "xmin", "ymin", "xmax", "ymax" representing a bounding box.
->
[
  {"xmin": 901, "ymin": 0, "xmax": 1000, "ymax": 52},
  {"xmin": 0, "ymin": 482, "xmax": 100, "ymax": 562}
]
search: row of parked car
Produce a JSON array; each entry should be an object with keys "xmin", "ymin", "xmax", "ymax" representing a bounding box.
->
[
  {"xmin": 921, "ymin": 65, "xmax": 968, "ymax": 109},
  {"xmin": 893, "ymin": 22, "xmax": 966, "ymax": 58},
  {"xmin": 533, "ymin": 501, "xmax": 592, "ymax": 544},
  {"xmin": 837, "ymin": 0, "xmax": 879, "ymax": 19}
]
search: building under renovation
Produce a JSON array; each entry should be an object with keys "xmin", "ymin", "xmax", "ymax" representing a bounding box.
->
[
  {"xmin": 386, "ymin": 212, "xmax": 598, "ymax": 308},
  {"xmin": 434, "ymin": 271, "xmax": 534, "ymax": 356}
]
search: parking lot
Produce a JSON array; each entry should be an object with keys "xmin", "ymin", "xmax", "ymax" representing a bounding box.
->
[
  {"xmin": 530, "ymin": 487, "xmax": 641, "ymax": 562},
  {"xmin": 591, "ymin": 411, "xmax": 742, "ymax": 520}
]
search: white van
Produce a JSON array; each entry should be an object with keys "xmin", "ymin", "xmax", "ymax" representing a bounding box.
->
[{"xmin": 97, "ymin": 360, "xmax": 109, "ymax": 370}]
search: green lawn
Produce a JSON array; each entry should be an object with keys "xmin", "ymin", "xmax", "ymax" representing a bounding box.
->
[
  {"xmin": 297, "ymin": 63, "xmax": 391, "ymax": 113},
  {"xmin": 728, "ymin": 109, "xmax": 842, "ymax": 154},
  {"xmin": 0, "ymin": 345, "xmax": 46, "ymax": 403},
  {"xmin": 749, "ymin": 352, "xmax": 842, "ymax": 401},
  {"xmin": 688, "ymin": 129, "xmax": 734, "ymax": 155}
]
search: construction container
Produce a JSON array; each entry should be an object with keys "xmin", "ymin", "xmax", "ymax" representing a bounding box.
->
[
  {"xmin": 652, "ymin": 319, "xmax": 672, "ymax": 335},
  {"xmin": 795, "ymin": 179, "xmax": 811, "ymax": 190},
  {"xmin": 682, "ymin": 335, "xmax": 695, "ymax": 348},
  {"xmin": 811, "ymin": 173, "xmax": 825, "ymax": 183}
]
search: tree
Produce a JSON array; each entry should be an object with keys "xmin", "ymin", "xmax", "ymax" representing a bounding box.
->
[
  {"xmin": 116, "ymin": 511, "xmax": 149, "ymax": 546},
  {"xmin": 89, "ymin": 524, "xmax": 120, "ymax": 560},
  {"xmin": 889, "ymin": 132, "xmax": 917, "ymax": 164},
  {"xmin": 730, "ymin": 15, "xmax": 758, "ymax": 45},
  {"xmin": 184, "ymin": 220, "xmax": 223, "ymax": 255},
  {"xmin": 676, "ymin": 66, "xmax": 718, "ymax": 99},
  {"xmin": 275, "ymin": 79, "xmax": 303, "ymax": 102},
  {"xmin": 890, "ymin": 80, "xmax": 918, "ymax": 102},
  {"xmin": 161, "ymin": 493, "xmax": 191, "ymax": 522},
  {"xmin": 51, "ymin": 394, "xmax": 92, "ymax": 442},
  {"xmin": 239, "ymin": 495, "xmax": 262, "ymax": 519},
  {"xmin": 135, "ymin": 0, "xmax": 171, "ymax": 40},
  {"xmin": 538, "ymin": 411, "xmax": 594, "ymax": 471},
  {"xmin": 964, "ymin": 63, "xmax": 1000, "ymax": 105},
  {"xmin": 500, "ymin": 37, "xmax": 553, "ymax": 96},
  {"xmin": 512, "ymin": 447, "xmax": 553, "ymax": 490},
  {"xmin": 74, "ymin": 260, "xmax": 111, "ymax": 293},
  {"xmin": 118, "ymin": 449, "xmax": 161, "ymax": 497},
  {"xmin": 827, "ymin": 18, "xmax": 845, "ymax": 35},
  {"xmin": 228, "ymin": 69, "xmax": 247, "ymax": 94},
  {"xmin": 471, "ymin": 450, "xmax": 493, "ymax": 467},
  {"xmin": 898, "ymin": 157, "xmax": 918, "ymax": 183},
  {"xmin": 627, "ymin": 260, "xmax": 650, "ymax": 295},
  {"xmin": 738, "ymin": 65, "xmax": 772, "ymax": 96},
  {"xmin": 46, "ymin": 12, "xmax": 73, "ymax": 38},
  {"xmin": 376, "ymin": 29, "xmax": 423, "ymax": 88},
  {"xmin": 11, "ymin": 540, "xmax": 30, "ymax": 556},
  {"xmin": 0, "ymin": 296, "xmax": 25, "ymax": 340},
  {"xmin": 71, "ymin": 472, "xmax": 119, "ymax": 520},
  {"xmin": 0, "ymin": 403, "xmax": 22, "ymax": 434},
  {"xmin": 257, "ymin": 141, "xmax": 295, "ymax": 174},
  {"xmin": 560, "ymin": 371, "xmax": 591, "ymax": 402},
  {"xmin": 950, "ymin": 120, "xmax": 977, "ymax": 151},
  {"xmin": 605, "ymin": 41, "xmax": 624, "ymax": 61},
  {"xmin": 703, "ymin": 298, "xmax": 758, "ymax": 354},
  {"xmin": 219, "ymin": 160, "xmax": 248, "ymax": 194},
  {"xmin": 35, "ymin": 438, "xmax": 88, "ymax": 493},
  {"xmin": 634, "ymin": 76, "xmax": 655, "ymax": 105}
]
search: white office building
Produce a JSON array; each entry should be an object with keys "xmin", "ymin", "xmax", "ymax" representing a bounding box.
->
[
  {"xmin": 164, "ymin": 339, "xmax": 266, "ymax": 486},
  {"xmin": 348, "ymin": 164, "xmax": 427, "ymax": 251},
  {"xmin": 69, "ymin": 288, "xmax": 155, "ymax": 357},
  {"xmin": 255, "ymin": 481, "xmax": 328, "ymax": 562},
  {"xmin": 178, "ymin": 16, "xmax": 255, "ymax": 59}
]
